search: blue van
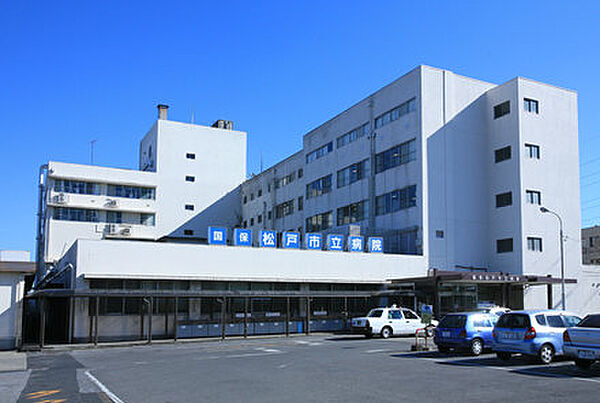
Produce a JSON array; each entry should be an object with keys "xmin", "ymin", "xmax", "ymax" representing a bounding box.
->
[{"xmin": 434, "ymin": 312, "xmax": 497, "ymax": 356}]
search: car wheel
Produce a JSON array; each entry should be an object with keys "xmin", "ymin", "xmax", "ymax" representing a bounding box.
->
[
  {"xmin": 470, "ymin": 338, "xmax": 484, "ymax": 356},
  {"xmin": 575, "ymin": 359, "xmax": 593, "ymax": 370},
  {"xmin": 538, "ymin": 344, "xmax": 555, "ymax": 364},
  {"xmin": 438, "ymin": 345, "xmax": 450, "ymax": 353},
  {"xmin": 497, "ymin": 352, "xmax": 511, "ymax": 361},
  {"xmin": 380, "ymin": 327, "xmax": 392, "ymax": 339}
]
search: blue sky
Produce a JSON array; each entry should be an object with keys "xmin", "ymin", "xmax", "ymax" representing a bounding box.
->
[{"xmin": 1, "ymin": 1, "xmax": 599, "ymax": 254}]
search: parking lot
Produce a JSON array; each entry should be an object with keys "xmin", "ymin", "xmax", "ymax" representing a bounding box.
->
[{"xmin": 7, "ymin": 334, "xmax": 600, "ymax": 402}]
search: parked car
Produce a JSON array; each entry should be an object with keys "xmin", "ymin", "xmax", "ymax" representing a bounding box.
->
[
  {"xmin": 492, "ymin": 310, "xmax": 582, "ymax": 364},
  {"xmin": 351, "ymin": 305, "xmax": 436, "ymax": 338},
  {"xmin": 434, "ymin": 312, "xmax": 497, "ymax": 356},
  {"xmin": 474, "ymin": 306, "xmax": 510, "ymax": 319},
  {"xmin": 563, "ymin": 313, "xmax": 600, "ymax": 369}
]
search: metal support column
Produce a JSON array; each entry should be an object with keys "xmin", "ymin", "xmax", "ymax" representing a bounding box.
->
[
  {"xmin": 148, "ymin": 297, "xmax": 153, "ymax": 344},
  {"xmin": 220, "ymin": 298, "xmax": 227, "ymax": 340},
  {"xmin": 94, "ymin": 296, "xmax": 99, "ymax": 346},
  {"xmin": 501, "ymin": 284, "xmax": 508, "ymax": 307},
  {"xmin": 39, "ymin": 297, "xmax": 45, "ymax": 348},
  {"xmin": 68, "ymin": 296, "xmax": 74, "ymax": 344},
  {"xmin": 244, "ymin": 298, "xmax": 249, "ymax": 338},
  {"xmin": 174, "ymin": 297, "xmax": 178, "ymax": 342},
  {"xmin": 344, "ymin": 297, "xmax": 348, "ymax": 330},
  {"xmin": 306, "ymin": 297, "xmax": 311, "ymax": 335},
  {"xmin": 164, "ymin": 298, "xmax": 169, "ymax": 336},
  {"xmin": 140, "ymin": 297, "xmax": 145, "ymax": 341},
  {"xmin": 547, "ymin": 283, "xmax": 554, "ymax": 309},
  {"xmin": 285, "ymin": 297, "xmax": 290, "ymax": 337}
]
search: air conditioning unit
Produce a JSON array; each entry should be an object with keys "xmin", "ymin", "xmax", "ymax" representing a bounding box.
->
[
  {"xmin": 53, "ymin": 193, "xmax": 69, "ymax": 204},
  {"xmin": 106, "ymin": 199, "xmax": 119, "ymax": 208}
]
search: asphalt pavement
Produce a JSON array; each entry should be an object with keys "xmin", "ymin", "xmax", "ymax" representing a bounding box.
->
[{"xmin": 5, "ymin": 334, "xmax": 600, "ymax": 402}]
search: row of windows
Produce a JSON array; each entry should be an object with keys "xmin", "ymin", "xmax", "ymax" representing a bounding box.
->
[
  {"xmin": 493, "ymin": 97, "xmax": 540, "ymax": 120},
  {"xmin": 496, "ymin": 237, "xmax": 543, "ymax": 253},
  {"xmin": 242, "ymin": 169, "xmax": 303, "ymax": 204},
  {"xmin": 306, "ymin": 175, "xmax": 332, "ymax": 199},
  {"xmin": 54, "ymin": 180, "xmax": 156, "ymax": 200},
  {"xmin": 375, "ymin": 185, "xmax": 417, "ymax": 216},
  {"xmin": 306, "ymin": 142, "xmax": 333, "ymax": 164},
  {"xmin": 337, "ymin": 159, "xmax": 368, "ymax": 188},
  {"xmin": 337, "ymin": 200, "xmax": 368, "ymax": 226},
  {"xmin": 305, "ymin": 211, "xmax": 333, "ymax": 232},
  {"xmin": 336, "ymin": 123, "xmax": 370, "ymax": 148},
  {"xmin": 375, "ymin": 139, "xmax": 416, "ymax": 174},
  {"xmin": 53, "ymin": 207, "xmax": 155, "ymax": 226},
  {"xmin": 275, "ymin": 199, "xmax": 295, "ymax": 219},
  {"xmin": 495, "ymin": 190, "xmax": 542, "ymax": 208},
  {"xmin": 494, "ymin": 144, "xmax": 541, "ymax": 163},
  {"xmin": 374, "ymin": 98, "xmax": 416, "ymax": 129}
]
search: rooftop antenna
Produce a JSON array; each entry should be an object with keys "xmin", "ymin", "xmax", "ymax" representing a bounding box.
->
[
  {"xmin": 90, "ymin": 139, "xmax": 97, "ymax": 165},
  {"xmin": 191, "ymin": 108, "xmax": 194, "ymax": 124},
  {"xmin": 260, "ymin": 151, "xmax": 263, "ymax": 172}
]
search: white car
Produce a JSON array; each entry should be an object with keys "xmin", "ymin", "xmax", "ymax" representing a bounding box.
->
[{"xmin": 351, "ymin": 306, "xmax": 435, "ymax": 338}]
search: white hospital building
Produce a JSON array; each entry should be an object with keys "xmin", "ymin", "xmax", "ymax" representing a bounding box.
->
[{"xmin": 26, "ymin": 65, "xmax": 599, "ymax": 346}]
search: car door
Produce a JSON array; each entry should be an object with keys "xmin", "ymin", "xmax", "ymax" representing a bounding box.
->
[
  {"xmin": 402, "ymin": 309, "xmax": 422, "ymax": 335},
  {"xmin": 389, "ymin": 310, "xmax": 405, "ymax": 334}
]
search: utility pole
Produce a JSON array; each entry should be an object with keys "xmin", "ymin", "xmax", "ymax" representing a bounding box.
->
[{"xmin": 540, "ymin": 207, "xmax": 566, "ymax": 310}]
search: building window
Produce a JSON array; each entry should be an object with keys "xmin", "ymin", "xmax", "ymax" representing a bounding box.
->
[
  {"xmin": 107, "ymin": 184, "xmax": 155, "ymax": 200},
  {"xmin": 497, "ymin": 238, "xmax": 513, "ymax": 253},
  {"xmin": 258, "ymin": 189, "xmax": 262, "ymax": 197},
  {"xmin": 374, "ymin": 98, "xmax": 416, "ymax": 129},
  {"xmin": 275, "ymin": 200, "xmax": 295, "ymax": 219},
  {"xmin": 250, "ymin": 193, "xmax": 255, "ymax": 201},
  {"xmin": 185, "ymin": 204, "xmax": 194, "ymax": 211},
  {"xmin": 243, "ymin": 220, "xmax": 247, "ymax": 228},
  {"xmin": 184, "ymin": 229, "xmax": 194, "ymax": 236},
  {"xmin": 54, "ymin": 179, "xmax": 101, "ymax": 195},
  {"xmin": 275, "ymin": 172, "xmax": 296, "ymax": 189},
  {"xmin": 298, "ymin": 168, "xmax": 303, "ymax": 178},
  {"xmin": 298, "ymin": 196, "xmax": 303, "ymax": 211},
  {"xmin": 267, "ymin": 183, "xmax": 271, "ymax": 192},
  {"xmin": 337, "ymin": 200, "xmax": 368, "ymax": 226},
  {"xmin": 337, "ymin": 122, "xmax": 370, "ymax": 148},
  {"xmin": 185, "ymin": 176, "xmax": 195, "ymax": 182},
  {"xmin": 494, "ymin": 146, "xmax": 511, "ymax": 163},
  {"xmin": 527, "ymin": 237, "xmax": 543, "ymax": 252},
  {"xmin": 186, "ymin": 153, "xmax": 196, "ymax": 159},
  {"xmin": 375, "ymin": 185, "xmax": 417, "ymax": 216},
  {"xmin": 53, "ymin": 207, "xmax": 99, "ymax": 222},
  {"xmin": 436, "ymin": 230, "xmax": 444, "ymax": 239},
  {"xmin": 526, "ymin": 190, "xmax": 541, "ymax": 205},
  {"xmin": 495, "ymin": 192, "xmax": 513, "ymax": 208},
  {"xmin": 107, "ymin": 211, "xmax": 122, "ymax": 224},
  {"xmin": 305, "ymin": 211, "xmax": 333, "ymax": 232},
  {"xmin": 250, "ymin": 218, "xmax": 254, "ymax": 226},
  {"xmin": 337, "ymin": 159, "xmax": 368, "ymax": 188},
  {"xmin": 590, "ymin": 237, "xmax": 595, "ymax": 248},
  {"xmin": 267, "ymin": 210, "xmax": 272, "ymax": 220},
  {"xmin": 493, "ymin": 101, "xmax": 510, "ymax": 119},
  {"xmin": 257, "ymin": 214, "xmax": 262, "ymax": 224},
  {"xmin": 375, "ymin": 139, "xmax": 416, "ymax": 174},
  {"xmin": 524, "ymin": 98, "xmax": 539, "ymax": 114},
  {"xmin": 306, "ymin": 175, "xmax": 332, "ymax": 199},
  {"xmin": 243, "ymin": 195, "xmax": 247, "ymax": 204},
  {"xmin": 306, "ymin": 142, "xmax": 333, "ymax": 164},
  {"xmin": 140, "ymin": 213, "xmax": 155, "ymax": 226},
  {"xmin": 525, "ymin": 144, "xmax": 540, "ymax": 159}
]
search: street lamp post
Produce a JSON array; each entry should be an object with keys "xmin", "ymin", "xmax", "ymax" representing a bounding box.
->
[{"xmin": 540, "ymin": 207, "xmax": 566, "ymax": 310}]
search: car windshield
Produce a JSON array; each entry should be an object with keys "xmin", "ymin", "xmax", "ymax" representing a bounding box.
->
[
  {"xmin": 367, "ymin": 309, "xmax": 383, "ymax": 318},
  {"xmin": 438, "ymin": 315, "xmax": 466, "ymax": 328},
  {"xmin": 496, "ymin": 314, "xmax": 531, "ymax": 329},
  {"xmin": 578, "ymin": 314, "xmax": 600, "ymax": 328}
]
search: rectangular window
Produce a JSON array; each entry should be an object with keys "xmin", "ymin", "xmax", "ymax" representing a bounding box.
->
[
  {"xmin": 526, "ymin": 190, "xmax": 541, "ymax": 205},
  {"xmin": 298, "ymin": 168, "xmax": 303, "ymax": 178},
  {"xmin": 375, "ymin": 185, "xmax": 417, "ymax": 216},
  {"xmin": 337, "ymin": 200, "xmax": 368, "ymax": 226},
  {"xmin": 306, "ymin": 175, "xmax": 332, "ymax": 199},
  {"xmin": 107, "ymin": 185, "xmax": 155, "ymax": 200},
  {"xmin": 493, "ymin": 101, "xmax": 510, "ymax": 119},
  {"xmin": 140, "ymin": 213, "xmax": 155, "ymax": 226},
  {"xmin": 496, "ymin": 238, "xmax": 513, "ymax": 253},
  {"xmin": 185, "ymin": 176, "xmax": 195, "ymax": 182},
  {"xmin": 375, "ymin": 139, "xmax": 416, "ymax": 173},
  {"xmin": 525, "ymin": 144, "xmax": 540, "ymax": 159},
  {"xmin": 374, "ymin": 98, "xmax": 416, "ymax": 129},
  {"xmin": 185, "ymin": 204, "xmax": 194, "ymax": 211},
  {"xmin": 53, "ymin": 207, "xmax": 99, "ymax": 223},
  {"xmin": 184, "ymin": 229, "xmax": 194, "ymax": 236},
  {"xmin": 494, "ymin": 146, "xmax": 511, "ymax": 163},
  {"xmin": 258, "ymin": 189, "xmax": 262, "ymax": 197},
  {"xmin": 524, "ymin": 98, "xmax": 539, "ymax": 114},
  {"xmin": 337, "ymin": 159, "xmax": 368, "ymax": 188},
  {"xmin": 306, "ymin": 142, "xmax": 333, "ymax": 164},
  {"xmin": 336, "ymin": 122, "xmax": 370, "ymax": 148},
  {"xmin": 186, "ymin": 153, "xmax": 196, "ymax": 159},
  {"xmin": 298, "ymin": 196, "xmax": 303, "ymax": 211},
  {"xmin": 275, "ymin": 199, "xmax": 295, "ymax": 219},
  {"xmin": 250, "ymin": 193, "xmax": 255, "ymax": 201},
  {"xmin": 275, "ymin": 172, "xmax": 296, "ymax": 189},
  {"xmin": 495, "ymin": 192, "xmax": 513, "ymax": 208},
  {"xmin": 436, "ymin": 230, "xmax": 444, "ymax": 239},
  {"xmin": 305, "ymin": 211, "xmax": 333, "ymax": 232},
  {"xmin": 243, "ymin": 220, "xmax": 247, "ymax": 228},
  {"xmin": 267, "ymin": 211, "xmax": 272, "ymax": 220},
  {"xmin": 107, "ymin": 211, "xmax": 122, "ymax": 224},
  {"xmin": 243, "ymin": 195, "xmax": 247, "ymax": 204},
  {"xmin": 527, "ymin": 237, "xmax": 543, "ymax": 252},
  {"xmin": 55, "ymin": 179, "xmax": 101, "ymax": 195},
  {"xmin": 257, "ymin": 214, "xmax": 262, "ymax": 224},
  {"xmin": 250, "ymin": 218, "xmax": 254, "ymax": 226}
]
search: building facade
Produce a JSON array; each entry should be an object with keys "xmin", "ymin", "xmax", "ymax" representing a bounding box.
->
[{"xmin": 582, "ymin": 225, "xmax": 600, "ymax": 265}]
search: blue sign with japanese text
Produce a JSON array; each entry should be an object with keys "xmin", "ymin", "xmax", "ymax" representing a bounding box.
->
[
  {"xmin": 282, "ymin": 231, "xmax": 300, "ymax": 249},
  {"xmin": 234, "ymin": 228, "xmax": 252, "ymax": 246},
  {"xmin": 348, "ymin": 236, "xmax": 364, "ymax": 252},
  {"xmin": 368, "ymin": 237, "xmax": 384, "ymax": 253},
  {"xmin": 208, "ymin": 227, "xmax": 227, "ymax": 245},
  {"xmin": 327, "ymin": 234, "xmax": 344, "ymax": 251},
  {"xmin": 259, "ymin": 230, "xmax": 277, "ymax": 248},
  {"xmin": 305, "ymin": 233, "xmax": 322, "ymax": 250}
]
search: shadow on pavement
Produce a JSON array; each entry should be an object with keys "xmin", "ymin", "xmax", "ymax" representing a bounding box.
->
[{"xmin": 512, "ymin": 363, "xmax": 600, "ymax": 379}]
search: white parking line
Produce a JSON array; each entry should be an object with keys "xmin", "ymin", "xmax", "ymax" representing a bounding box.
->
[
  {"xmin": 365, "ymin": 349, "xmax": 392, "ymax": 354},
  {"xmin": 85, "ymin": 370, "xmax": 125, "ymax": 403}
]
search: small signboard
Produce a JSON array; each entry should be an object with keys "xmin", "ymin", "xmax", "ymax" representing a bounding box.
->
[
  {"xmin": 348, "ymin": 236, "xmax": 364, "ymax": 252},
  {"xmin": 282, "ymin": 231, "xmax": 300, "ymax": 249},
  {"xmin": 368, "ymin": 237, "xmax": 384, "ymax": 253},
  {"xmin": 208, "ymin": 226, "xmax": 227, "ymax": 245},
  {"xmin": 327, "ymin": 234, "xmax": 344, "ymax": 251},
  {"xmin": 305, "ymin": 233, "xmax": 322, "ymax": 250},
  {"xmin": 259, "ymin": 230, "xmax": 277, "ymax": 248},
  {"xmin": 233, "ymin": 228, "xmax": 252, "ymax": 246}
]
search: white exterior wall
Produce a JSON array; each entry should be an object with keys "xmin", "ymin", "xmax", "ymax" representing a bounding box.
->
[{"xmin": 0, "ymin": 272, "xmax": 27, "ymax": 350}]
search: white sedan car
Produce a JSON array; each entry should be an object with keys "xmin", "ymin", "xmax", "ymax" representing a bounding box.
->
[{"xmin": 352, "ymin": 306, "xmax": 435, "ymax": 338}]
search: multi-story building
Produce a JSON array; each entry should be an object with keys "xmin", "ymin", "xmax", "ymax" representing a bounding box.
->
[
  {"xmin": 28, "ymin": 65, "xmax": 596, "ymax": 346},
  {"xmin": 582, "ymin": 225, "xmax": 600, "ymax": 265}
]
